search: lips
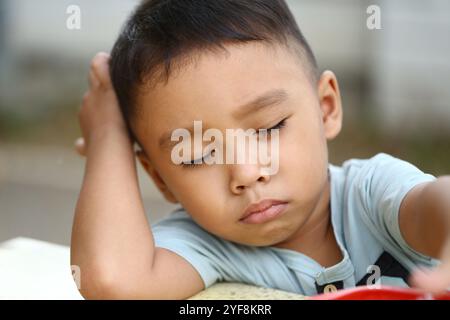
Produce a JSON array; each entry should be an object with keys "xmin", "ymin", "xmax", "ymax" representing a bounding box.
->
[{"xmin": 240, "ymin": 199, "xmax": 288, "ymax": 224}]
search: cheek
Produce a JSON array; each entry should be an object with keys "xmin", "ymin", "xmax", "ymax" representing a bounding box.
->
[
  {"xmin": 170, "ymin": 169, "xmax": 226, "ymax": 217},
  {"xmin": 279, "ymin": 114, "xmax": 328, "ymax": 192},
  {"xmin": 180, "ymin": 184, "xmax": 232, "ymax": 237},
  {"xmin": 282, "ymin": 110, "xmax": 326, "ymax": 160}
]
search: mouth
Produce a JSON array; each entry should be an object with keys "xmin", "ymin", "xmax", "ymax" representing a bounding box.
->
[{"xmin": 240, "ymin": 199, "xmax": 289, "ymax": 224}]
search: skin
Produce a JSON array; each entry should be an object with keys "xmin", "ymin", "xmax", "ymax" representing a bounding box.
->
[
  {"xmin": 134, "ymin": 42, "xmax": 342, "ymax": 261},
  {"xmin": 72, "ymin": 43, "xmax": 450, "ymax": 299}
]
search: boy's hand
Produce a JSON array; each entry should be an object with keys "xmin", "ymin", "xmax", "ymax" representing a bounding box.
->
[
  {"xmin": 75, "ymin": 52, "xmax": 128, "ymax": 156},
  {"xmin": 410, "ymin": 240, "xmax": 450, "ymax": 295},
  {"xmin": 404, "ymin": 178, "xmax": 450, "ymax": 294}
]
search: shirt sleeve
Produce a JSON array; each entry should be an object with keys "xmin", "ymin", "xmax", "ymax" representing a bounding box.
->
[
  {"xmin": 151, "ymin": 208, "xmax": 224, "ymax": 288},
  {"xmin": 351, "ymin": 153, "xmax": 438, "ymax": 268},
  {"xmin": 151, "ymin": 208, "xmax": 285, "ymax": 289}
]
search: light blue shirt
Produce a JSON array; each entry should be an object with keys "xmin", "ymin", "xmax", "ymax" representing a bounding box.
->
[{"xmin": 152, "ymin": 153, "xmax": 439, "ymax": 296}]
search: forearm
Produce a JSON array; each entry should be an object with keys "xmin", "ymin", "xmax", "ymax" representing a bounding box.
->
[
  {"xmin": 71, "ymin": 126, "xmax": 155, "ymax": 293},
  {"xmin": 401, "ymin": 176, "xmax": 450, "ymax": 258}
]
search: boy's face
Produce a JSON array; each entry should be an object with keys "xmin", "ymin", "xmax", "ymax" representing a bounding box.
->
[{"xmin": 134, "ymin": 42, "xmax": 342, "ymax": 246}]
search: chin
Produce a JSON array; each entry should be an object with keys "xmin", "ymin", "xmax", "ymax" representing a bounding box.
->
[
  {"xmin": 224, "ymin": 235, "xmax": 271, "ymax": 247},
  {"xmin": 239, "ymin": 233, "xmax": 291, "ymax": 247}
]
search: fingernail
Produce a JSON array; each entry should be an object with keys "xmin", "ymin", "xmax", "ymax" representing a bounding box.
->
[{"xmin": 75, "ymin": 137, "xmax": 83, "ymax": 146}]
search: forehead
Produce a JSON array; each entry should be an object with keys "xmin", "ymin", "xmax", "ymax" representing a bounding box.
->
[{"xmin": 134, "ymin": 42, "xmax": 312, "ymax": 149}]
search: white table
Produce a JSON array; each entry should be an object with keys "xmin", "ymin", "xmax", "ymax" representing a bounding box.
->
[{"xmin": 0, "ymin": 237, "xmax": 83, "ymax": 299}]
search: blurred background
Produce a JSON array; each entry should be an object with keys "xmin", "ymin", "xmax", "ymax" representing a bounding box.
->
[{"xmin": 0, "ymin": 0, "xmax": 449, "ymax": 246}]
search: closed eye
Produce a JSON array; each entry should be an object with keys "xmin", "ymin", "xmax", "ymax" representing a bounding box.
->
[
  {"xmin": 181, "ymin": 118, "xmax": 288, "ymax": 168},
  {"xmin": 258, "ymin": 117, "xmax": 288, "ymax": 134},
  {"xmin": 181, "ymin": 149, "xmax": 216, "ymax": 168}
]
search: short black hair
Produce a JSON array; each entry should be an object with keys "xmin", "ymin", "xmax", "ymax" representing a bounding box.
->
[{"xmin": 110, "ymin": 0, "xmax": 318, "ymax": 135}]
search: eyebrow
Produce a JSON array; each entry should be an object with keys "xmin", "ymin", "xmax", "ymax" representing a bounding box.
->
[
  {"xmin": 231, "ymin": 89, "xmax": 289, "ymax": 119},
  {"xmin": 158, "ymin": 89, "xmax": 289, "ymax": 150}
]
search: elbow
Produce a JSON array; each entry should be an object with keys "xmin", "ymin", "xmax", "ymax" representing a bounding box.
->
[
  {"xmin": 73, "ymin": 264, "xmax": 159, "ymax": 300},
  {"xmin": 71, "ymin": 262, "xmax": 129, "ymax": 300},
  {"xmin": 79, "ymin": 276, "xmax": 119, "ymax": 300}
]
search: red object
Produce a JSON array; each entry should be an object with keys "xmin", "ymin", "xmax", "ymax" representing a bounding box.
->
[{"xmin": 311, "ymin": 285, "xmax": 450, "ymax": 300}]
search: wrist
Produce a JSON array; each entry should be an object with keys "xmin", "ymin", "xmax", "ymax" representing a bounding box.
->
[{"xmin": 86, "ymin": 123, "xmax": 133, "ymax": 152}]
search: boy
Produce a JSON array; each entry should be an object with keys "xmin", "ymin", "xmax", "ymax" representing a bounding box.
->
[{"xmin": 71, "ymin": 0, "xmax": 450, "ymax": 299}]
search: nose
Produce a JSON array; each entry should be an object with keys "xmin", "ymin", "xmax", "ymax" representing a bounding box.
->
[{"xmin": 229, "ymin": 163, "xmax": 271, "ymax": 195}]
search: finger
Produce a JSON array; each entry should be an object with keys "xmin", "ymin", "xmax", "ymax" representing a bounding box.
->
[
  {"xmin": 74, "ymin": 137, "xmax": 86, "ymax": 157},
  {"xmin": 88, "ymin": 69, "xmax": 100, "ymax": 89},
  {"xmin": 90, "ymin": 52, "xmax": 112, "ymax": 88},
  {"xmin": 410, "ymin": 267, "xmax": 450, "ymax": 295},
  {"xmin": 410, "ymin": 243, "xmax": 450, "ymax": 294}
]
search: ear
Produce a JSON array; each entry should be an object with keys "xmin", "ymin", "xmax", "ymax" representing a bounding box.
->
[
  {"xmin": 317, "ymin": 70, "xmax": 343, "ymax": 140},
  {"xmin": 136, "ymin": 149, "xmax": 179, "ymax": 204}
]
